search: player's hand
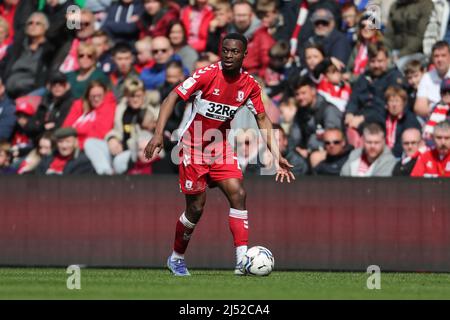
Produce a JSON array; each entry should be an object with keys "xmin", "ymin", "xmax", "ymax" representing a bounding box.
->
[
  {"xmin": 275, "ymin": 157, "xmax": 295, "ymax": 183},
  {"xmin": 144, "ymin": 133, "xmax": 164, "ymax": 160}
]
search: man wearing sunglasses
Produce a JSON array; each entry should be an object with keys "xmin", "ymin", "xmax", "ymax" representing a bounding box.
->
[
  {"xmin": 300, "ymin": 8, "xmax": 351, "ymax": 68},
  {"xmin": 140, "ymin": 36, "xmax": 189, "ymax": 90},
  {"xmin": 0, "ymin": 12, "xmax": 55, "ymax": 99},
  {"xmin": 312, "ymin": 128, "xmax": 353, "ymax": 176}
]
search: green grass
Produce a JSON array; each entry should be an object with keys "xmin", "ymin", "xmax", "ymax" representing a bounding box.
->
[{"xmin": 0, "ymin": 268, "xmax": 449, "ymax": 300}]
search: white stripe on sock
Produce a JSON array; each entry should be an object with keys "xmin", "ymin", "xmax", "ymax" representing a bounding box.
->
[
  {"xmin": 229, "ymin": 208, "xmax": 248, "ymax": 220},
  {"xmin": 180, "ymin": 212, "xmax": 196, "ymax": 229}
]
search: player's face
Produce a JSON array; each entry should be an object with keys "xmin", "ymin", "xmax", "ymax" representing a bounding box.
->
[
  {"xmin": 221, "ymin": 39, "xmax": 246, "ymax": 72},
  {"xmin": 434, "ymin": 128, "xmax": 450, "ymax": 156}
]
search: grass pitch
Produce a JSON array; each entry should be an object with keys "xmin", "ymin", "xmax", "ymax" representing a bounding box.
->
[{"xmin": 0, "ymin": 268, "xmax": 449, "ymax": 300}]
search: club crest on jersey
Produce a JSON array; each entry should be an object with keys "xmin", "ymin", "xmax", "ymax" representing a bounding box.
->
[
  {"xmin": 213, "ymin": 88, "xmax": 220, "ymax": 96},
  {"xmin": 237, "ymin": 91, "xmax": 245, "ymax": 102},
  {"xmin": 185, "ymin": 180, "xmax": 193, "ymax": 190}
]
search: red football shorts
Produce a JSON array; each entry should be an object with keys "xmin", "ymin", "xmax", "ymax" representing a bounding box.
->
[{"xmin": 178, "ymin": 143, "xmax": 243, "ymax": 194}]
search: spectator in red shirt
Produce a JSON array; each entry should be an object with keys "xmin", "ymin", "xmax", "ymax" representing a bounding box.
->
[
  {"xmin": 180, "ymin": 0, "xmax": 214, "ymax": 53},
  {"xmin": 63, "ymin": 81, "xmax": 116, "ymax": 150},
  {"xmin": 138, "ymin": 0, "xmax": 180, "ymax": 38},
  {"xmin": 411, "ymin": 120, "xmax": 450, "ymax": 177},
  {"xmin": 0, "ymin": 17, "xmax": 11, "ymax": 61},
  {"xmin": 0, "ymin": 0, "xmax": 18, "ymax": 44}
]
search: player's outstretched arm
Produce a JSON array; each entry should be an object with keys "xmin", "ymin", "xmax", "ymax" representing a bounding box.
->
[
  {"xmin": 255, "ymin": 112, "xmax": 295, "ymax": 183},
  {"xmin": 144, "ymin": 91, "xmax": 181, "ymax": 160}
]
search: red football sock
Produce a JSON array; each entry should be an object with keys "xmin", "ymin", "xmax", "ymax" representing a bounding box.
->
[
  {"xmin": 173, "ymin": 212, "xmax": 196, "ymax": 255},
  {"xmin": 228, "ymin": 208, "xmax": 249, "ymax": 247}
]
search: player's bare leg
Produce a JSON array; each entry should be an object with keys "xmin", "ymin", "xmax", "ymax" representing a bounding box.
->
[
  {"xmin": 168, "ymin": 192, "xmax": 206, "ymax": 276},
  {"xmin": 216, "ymin": 178, "xmax": 248, "ymax": 275}
]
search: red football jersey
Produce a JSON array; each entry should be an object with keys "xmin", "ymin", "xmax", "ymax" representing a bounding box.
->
[
  {"xmin": 411, "ymin": 148, "xmax": 450, "ymax": 177},
  {"xmin": 175, "ymin": 62, "xmax": 265, "ymax": 155}
]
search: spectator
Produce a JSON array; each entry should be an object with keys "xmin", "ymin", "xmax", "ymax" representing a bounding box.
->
[
  {"xmin": 278, "ymin": 96, "xmax": 300, "ymax": 148},
  {"xmin": 345, "ymin": 42, "xmax": 405, "ymax": 137},
  {"xmin": 65, "ymin": 43, "xmax": 111, "ymax": 99},
  {"xmin": 156, "ymin": 60, "xmax": 187, "ymax": 133},
  {"xmin": 296, "ymin": 0, "xmax": 343, "ymax": 48},
  {"xmin": 83, "ymin": 0, "xmax": 113, "ymax": 29},
  {"xmin": 123, "ymin": 130, "xmax": 158, "ymax": 175},
  {"xmin": 0, "ymin": 12, "xmax": 56, "ymax": 99},
  {"xmin": 57, "ymin": 8, "xmax": 96, "ymax": 73},
  {"xmin": 411, "ymin": 119, "xmax": 450, "ymax": 177},
  {"xmin": 167, "ymin": 20, "xmax": 198, "ymax": 73},
  {"xmin": 91, "ymin": 30, "xmax": 115, "ymax": 75},
  {"xmin": 312, "ymin": 127, "xmax": 353, "ymax": 175},
  {"xmin": 383, "ymin": 86, "xmax": 422, "ymax": 158},
  {"xmin": 180, "ymin": 0, "xmax": 214, "ymax": 53},
  {"xmin": 140, "ymin": 36, "xmax": 188, "ymax": 90},
  {"xmin": 205, "ymin": 0, "xmax": 232, "ymax": 58},
  {"xmin": 0, "ymin": 16, "xmax": 11, "ymax": 61},
  {"xmin": 403, "ymin": 59, "xmax": 426, "ymax": 112},
  {"xmin": 138, "ymin": 0, "xmax": 180, "ymax": 38},
  {"xmin": 16, "ymin": 131, "xmax": 55, "ymax": 174},
  {"xmin": 84, "ymin": 77, "xmax": 159, "ymax": 175},
  {"xmin": 392, "ymin": 128, "xmax": 425, "ymax": 176},
  {"xmin": 0, "ymin": 0, "xmax": 19, "ymax": 44},
  {"xmin": 36, "ymin": 127, "xmax": 95, "ymax": 174},
  {"xmin": 344, "ymin": 14, "xmax": 384, "ymax": 84},
  {"xmin": 317, "ymin": 60, "xmax": 352, "ymax": 113},
  {"xmin": 24, "ymin": 72, "xmax": 74, "ymax": 139},
  {"xmin": 228, "ymin": 0, "xmax": 275, "ymax": 78},
  {"xmin": 10, "ymin": 101, "xmax": 35, "ymax": 163},
  {"xmin": 299, "ymin": 42, "xmax": 326, "ymax": 84},
  {"xmin": 110, "ymin": 42, "xmax": 139, "ymax": 100},
  {"xmin": 255, "ymin": 0, "xmax": 292, "ymax": 42},
  {"xmin": 0, "ymin": 75, "xmax": 16, "ymax": 141},
  {"xmin": 102, "ymin": 0, "xmax": 143, "ymax": 45},
  {"xmin": 293, "ymin": 76, "xmax": 343, "ymax": 157},
  {"xmin": 423, "ymin": 77, "xmax": 450, "ymax": 142},
  {"xmin": 300, "ymin": 8, "xmax": 351, "ymax": 67},
  {"xmin": 340, "ymin": 2, "xmax": 358, "ymax": 48},
  {"xmin": 262, "ymin": 40, "xmax": 292, "ymax": 99},
  {"xmin": 415, "ymin": 41, "xmax": 450, "ymax": 118},
  {"xmin": 134, "ymin": 36, "xmax": 155, "ymax": 74},
  {"xmin": 0, "ymin": 141, "xmax": 14, "ymax": 174},
  {"xmin": 341, "ymin": 122, "xmax": 397, "ymax": 177},
  {"xmin": 63, "ymin": 81, "xmax": 116, "ymax": 150},
  {"xmin": 384, "ymin": 0, "xmax": 433, "ymax": 70}
]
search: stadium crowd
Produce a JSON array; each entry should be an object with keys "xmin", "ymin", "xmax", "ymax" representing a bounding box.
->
[{"xmin": 0, "ymin": 0, "xmax": 450, "ymax": 177}]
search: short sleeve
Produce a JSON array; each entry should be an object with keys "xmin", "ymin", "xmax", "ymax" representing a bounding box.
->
[
  {"xmin": 245, "ymin": 81, "xmax": 265, "ymax": 115},
  {"xmin": 174, "ymin": 65, "xmax": 215, "ymax": 101}
]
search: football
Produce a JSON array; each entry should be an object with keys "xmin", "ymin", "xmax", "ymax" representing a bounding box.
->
[{"xmin": 241, "ymin": 246, "xmax": 275, "ymax": 276}]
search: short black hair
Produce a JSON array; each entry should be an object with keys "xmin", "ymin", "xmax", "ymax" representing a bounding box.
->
[
  {"xmin": 293, "ymin": 75, "xmax": 316, "ymax": 90},
  {"xmin": 222, "ymin": 33, "xmax": 248, "ymax": 52},
  {"xmin": 112, "ymin": 42, "xmax": 133, "ymax": 56},
  {"xmin": 432, "ymin": 40, "xmax": 450, "ymax": 55}
]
